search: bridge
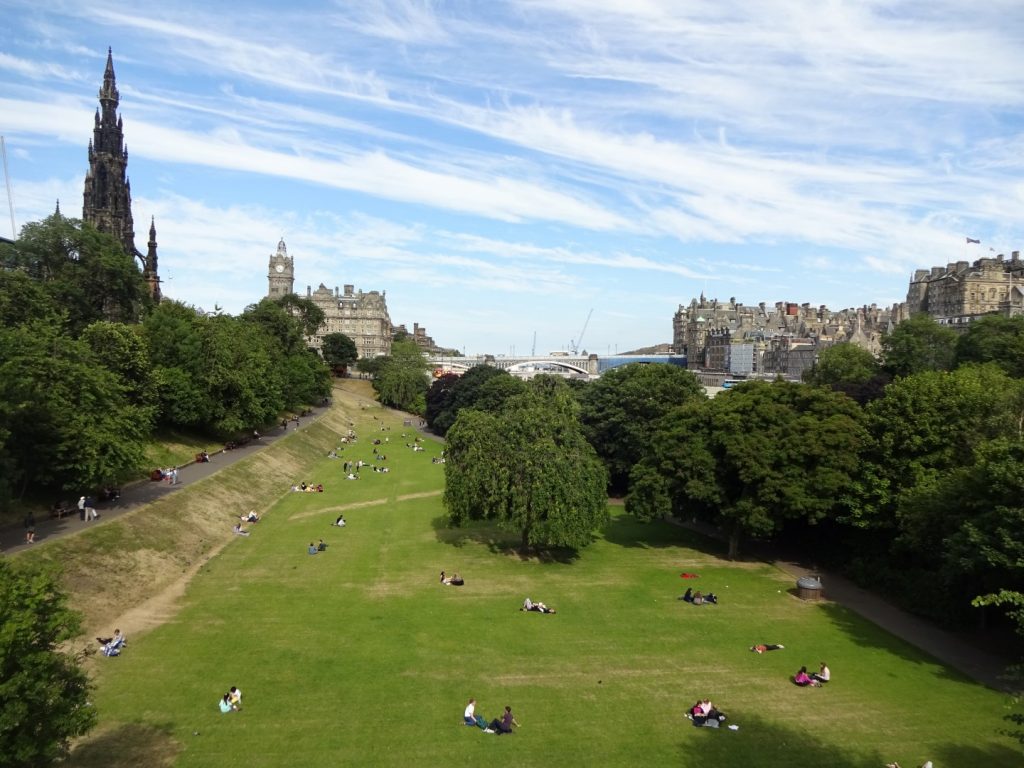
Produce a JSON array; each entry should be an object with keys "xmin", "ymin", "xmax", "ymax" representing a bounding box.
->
[{"xmin": 427, "ymin": 353, "xmax": 689, "ymax": 380}]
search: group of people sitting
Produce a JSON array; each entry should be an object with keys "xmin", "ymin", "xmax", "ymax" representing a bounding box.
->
[
  {"xmin": 308, "ymin": 540, "xmax": 328, "ymax": 554},
  {"xmin": 292, "ymin": 482, "xmax": 324, "ymax": 493},
  {"xmin": 794, "ymin": 662, "xmax": 830, "ymax": 687},
  {"xmin": 687, "ymin": 698, "xmax": 727, "ymax": 727},
  {"xmin": 96, "ymin": 629, "xmax": 126, "ymax": 657},
  {"xmin": 679, "ymin": 588, "xmax": 719, "ymax": 604},
  {"xmin": 521, "ymin": 598, "xmax": 556, "ymax": 614},
  {"xmin": 440, "ymin": 571, "xmax": 464, "ymax": 586},
  {"xmin": 218, "ymin": 686, "xmax": 242, "ymax": 713},
  {"xmin": 463, "ymin": 698, "xmax": 520, "ymax": 734}
]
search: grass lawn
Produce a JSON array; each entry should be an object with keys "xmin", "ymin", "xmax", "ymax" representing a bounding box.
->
[{"xmin": 67, "ymin": 390, "xmax": 1021, "ymax": 768}]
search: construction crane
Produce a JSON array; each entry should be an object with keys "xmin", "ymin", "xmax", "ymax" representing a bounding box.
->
[
  {"xmin": 569, "ymin": 309, "xmax": 593, "ymax": 355},
  {"xmin": 1, "ymin": 136, "xmax": 16, "ymax": 239}
]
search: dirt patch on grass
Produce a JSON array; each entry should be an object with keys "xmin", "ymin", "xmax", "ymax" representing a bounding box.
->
[
  {"xmin": 289, "ymin": 498, "xmax": 389, "ymax": 521},
  {"xmin": 396, "ymin": 490, "xmax": 443, "ymax": 502}
]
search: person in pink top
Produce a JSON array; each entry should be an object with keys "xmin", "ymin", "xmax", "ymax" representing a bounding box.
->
[{"xmin": 793, "ymin": 666, "xmax": 820, "ymax": 687}]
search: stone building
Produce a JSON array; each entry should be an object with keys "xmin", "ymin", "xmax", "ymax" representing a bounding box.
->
[
  {"xmin": 82, "ymin": 48, "xmax": 160, "ymax": 300},
  {"xmin": 673, "ymin": 294, "xmax": 901, "ymax": 377},
  {"xmin": 906, "ymin": 252, "xmax": 1024, "ymax": 327},
  {"xmin": 266, "ymin": 239, "xmax": 392, "ymax": 359}
]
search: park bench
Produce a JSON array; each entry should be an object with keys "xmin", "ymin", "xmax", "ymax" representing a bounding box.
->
[{"xmin": 50, "ymin": 500, "xmax": 75, "ymax": 519}]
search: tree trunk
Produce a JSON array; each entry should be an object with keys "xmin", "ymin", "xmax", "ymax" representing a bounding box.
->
[{"xmin": 727, "ymin": 526, "xmax": 740, "ymax": 561}]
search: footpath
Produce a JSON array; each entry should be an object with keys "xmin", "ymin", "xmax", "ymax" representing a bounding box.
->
[{"xmin": 0, "ymin": 404, "xmax": 328, "ymax": 556}]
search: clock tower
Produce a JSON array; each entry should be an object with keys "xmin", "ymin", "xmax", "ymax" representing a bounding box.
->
[{"xmin": 267, "ymin": 238, "xmax": 294, "ymax": 299}]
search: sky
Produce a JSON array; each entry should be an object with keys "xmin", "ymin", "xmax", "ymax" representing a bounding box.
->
[{"xmin": 2, "ymin": 1, "xmax": 1023, "ymax": 356}]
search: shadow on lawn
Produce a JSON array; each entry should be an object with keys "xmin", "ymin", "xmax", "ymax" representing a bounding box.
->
[
  {"xmin": 682, "ymin": 713, "xmax": 887, "ymax": 768},
  {"xmin": 814, "ymin": 599, "xmax": 988, "ymax": 686},
  {"xmin": 601, "ymin": 512, "xmax": 747, "ymax": 560},
  {"xmin": 69, "ymin": 722, "xmax": 180, "ymax": 768},
  {"xmin": 431, "ymin": 516, "xmax": 579, "ymax": 563}
]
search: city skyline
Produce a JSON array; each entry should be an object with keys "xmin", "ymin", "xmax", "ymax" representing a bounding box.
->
[{"xmin": 2, "ymin": 1, "xmax": 1022, "ymax": 354}]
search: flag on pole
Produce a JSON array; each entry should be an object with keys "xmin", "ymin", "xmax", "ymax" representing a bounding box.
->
[{"xmin": 966, "ymin": 237, "xmax": 981, "ymax": 244}]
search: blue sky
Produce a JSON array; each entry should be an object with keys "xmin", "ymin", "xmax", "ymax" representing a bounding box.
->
[{"xmin": 2, "ymin": 1, "xmax": 1023, "ymax": 355}]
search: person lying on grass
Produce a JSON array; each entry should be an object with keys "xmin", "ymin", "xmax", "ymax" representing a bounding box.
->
[
  {"xmin": 750, "ymin": 643, "xmax": 784, "ymax": 653},
  {"xmin": 521, "ymin": 598, "xmax": 556, "ymax": 614},
  {"xmin": 232, "ymin": 523, "xmax": 250, "ymax": 536}
]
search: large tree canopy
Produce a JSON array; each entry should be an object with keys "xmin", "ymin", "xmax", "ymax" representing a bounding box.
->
[
  {"xmin": 321, "ymin": 332, "xmax": 358, "ymax": 371},
  {"xmin": 955, "ymin": 315, "xmax": 1024, "ymax": 378},
  {"xmin": 4, "ymin": 213, "xmax": 150, "ymax": 333},
  {"xmin": 881, "ymin": 313, "xmax": 957, "ymax": 377},
  {"xmin": 628, "ymin": 381, "xmax": 866, "ymax": 559},
  {"xmin": 803, "ymin": 343, "xmax": 890, "ymax": 404},
  {"xmin": 578, "ymin": 363, "xmax": 705, "ymax": 493},
  {"xmin": 444, "ymin": 390, "xmax": 608, "ymax": 550},
  {"xmin": 372, "ymin": 340, "xmax": 430, "ymax": 415},
  {"xmin": 0, "ymin": 561, "xmax": 96, "ymax": 767},
  {"xmin": 426, "ymin": 365, "xmax": 510, "ymax": 436}
]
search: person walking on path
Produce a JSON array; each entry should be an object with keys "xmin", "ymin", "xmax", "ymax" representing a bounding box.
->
[{"xmin": 23, "ymin": 512, "xmax": 36, "ymax": 543}]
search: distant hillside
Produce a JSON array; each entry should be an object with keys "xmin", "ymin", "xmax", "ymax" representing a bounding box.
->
[{"xmin": 620, "ymin": 343, "xmax": 674, "ymax": 355}]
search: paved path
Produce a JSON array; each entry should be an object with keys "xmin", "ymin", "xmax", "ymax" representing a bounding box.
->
[{"xmin": 0, "ymin": 404, "xmax": 328, "ymax": 555}]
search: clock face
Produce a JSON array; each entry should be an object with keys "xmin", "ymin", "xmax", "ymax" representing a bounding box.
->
[{"xmin": 275, "ymin": 263, "xmax": 285, "ymax": 273}]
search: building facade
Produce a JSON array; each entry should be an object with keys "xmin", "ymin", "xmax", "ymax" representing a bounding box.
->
[
  {"xmin": 266, "ymin": 239, "xmax": 393, "ymax": 359},
  {"xmin": 673, "ymin": 294, "xmax": 902, "ymax": 378},
  {"xmin": 907, "ymin": 252, "xmax": 1024, "ymax": 326},
  {"xmin": 82, "ymin": 48, "xmax": 160, "ymax": 300}
]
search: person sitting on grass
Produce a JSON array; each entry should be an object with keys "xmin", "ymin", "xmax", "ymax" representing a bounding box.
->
[
  {"xmin": 793, "ymin": 666, "xmax": 820, "ymax": 687},
  {"xmin": 811, "ymin": 662, "xmax": 830, "ymax": 684},
  {"xmin": 317, "ymin": 539, "xmax": 328, "ymax": 551},
  {"xmin": 219, "ymin": 693, "xmax": 236, "ymax": 713},
  {"xmin": 488, "ymin": 706, "xmax": 520, "ymax": 734},
  {"xmin": 463, "ymin": 698, "xmax": 477, "ymax": 726},
  {"xmin": 680, "ymin": 588, "xmax": 694, "ymax": 602},
  {"xmin": 751, "ymin": 643, "xmax": 785, "ymax": 654},
  {"xmin": 692, "ymin": 590, "xmax": 705, "ymax": 605},
  {"xmin": 449, "ymin": 573, "xmax": 465, "ymax": 586},
  {"xmin": 232, "ymin": 523, "xmax": 250, "ymax": 536},
  {"xmin": 229, "ymin": 686, "xmax": 242, "ymax": 710},
  {"xmin": 334, "ymin": 514, "xmax": 346, "ymax": 527},
  {"xmin": 308, "ymin": 542, "xmax": 318, "ymax": 555}
]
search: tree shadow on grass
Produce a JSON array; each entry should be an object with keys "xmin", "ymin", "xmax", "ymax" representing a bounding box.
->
[
  {"xmin": 813, "ymin": 600, "xmax": 997, "ymax": 689},
  {"xmin": 431, "ymin": 515, "xmax": 580, "ymax": 564},
  {"xmin": 601, "ymin": 512, "xmax": 744, "ymax": 560},
  {"xmin": 679, "ymin": 712, "xmax": 887, "ymax": 768},
  {"xmin": 934, "ymin": 740, "xmax": 1023, "ymax": 768},
  {"xmin": 68, "ymin": 722, "xmax": 180, "ymax": 768}
]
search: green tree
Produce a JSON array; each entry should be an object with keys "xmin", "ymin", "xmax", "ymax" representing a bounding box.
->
[
  {"xmin": 955, "ymin": 315, "xmax": 1024, "ymax": 378},
  {"xmin": 425, "ymin": 372, "xmax": 461, "ymax": 429},
  {"xmin": 321, "ymin": 333, "xmax": 358, "ymax": 371},
  {"xmin": 355, "ymin": 355, "xmax": 387, "ymax": 378},
  {"xmin": 0, "ymin": 270, "xmax": 63, "ymax": 329},
  {"xmin": 427, "ymin": 365, "xmax": 509, "ymax": 436},
  {"xmin": 372, "ymin": 340, "xmax": 430, "ymax": 414},
  {"xmin": 803, "ymin": 343, "xmax": 890, "ymax": 404},
  {"xmin": 579, "ymin": 363, "xmax": 705, "ymax": 493},
  {"xmin": 861, "ymin": 364, "xmax": 1024, "ymax": 529},
  {"xmin": 628, "ymin": 381, "xmax": 866, "ymax": 559},
  {"xmin": 444, "ymin": 390, "xmax": 608, "ymax": 550},
  {"xmin": 9, "ymin": 213, "xmax": 150, "ymax": 333},
  {"xmin": 0, "ymin": 560, "xmax": 96, "ymax": 767},
  {"xmin": 276, "ymin": 294, "xmax": 326, "ymax": 338},
  {"xmin": 881, "ymin": 314, "xmax": 957, "ymax": 378},
  {"xmin": 80, "ymin": 321, "xmax": 157, "ymax": 411},
  {"xmin": 0, "ymin": 322, "xmax": 150, "ymax": 498}
]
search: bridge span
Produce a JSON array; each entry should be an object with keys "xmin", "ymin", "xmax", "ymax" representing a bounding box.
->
[{"xmin": 428, "ymin": 353, "xmax": 689, "ymax": 380}]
